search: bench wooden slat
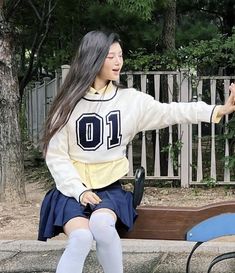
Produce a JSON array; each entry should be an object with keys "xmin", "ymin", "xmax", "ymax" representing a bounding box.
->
[{"xmin": 118, "ymin": 201, "xmax": 235, "ymax": 240}]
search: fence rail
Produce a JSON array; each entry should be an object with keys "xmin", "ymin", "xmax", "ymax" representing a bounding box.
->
[{"xmin": 24, "ymin": 66, "xmax": 235, "ymax": 186}]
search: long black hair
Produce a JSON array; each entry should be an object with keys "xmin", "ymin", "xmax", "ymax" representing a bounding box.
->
[{"xmin": 42, "ymin": 30, "xmax": 121, "ymax": 155}]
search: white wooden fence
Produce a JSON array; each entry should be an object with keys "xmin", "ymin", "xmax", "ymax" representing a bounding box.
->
[{"xmin": 24, "ymin": 66, "xmax": 235, "ymax": 186}]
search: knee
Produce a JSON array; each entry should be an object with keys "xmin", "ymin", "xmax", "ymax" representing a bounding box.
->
[
  {"xmin": 67, "ymin": 229, "xmax": 93, "ymax": 250},
  {"xmin": 89, "ymin": 213, "xmax": 117, "ymax": 245}
]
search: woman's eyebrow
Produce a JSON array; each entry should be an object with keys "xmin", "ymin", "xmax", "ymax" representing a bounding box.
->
[{"xmin": 108, "ymin": 51, "xmax": 123, "ymax": 54}]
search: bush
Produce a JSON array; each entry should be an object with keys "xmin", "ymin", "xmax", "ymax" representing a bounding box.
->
[{"xmin": 124, "ymin": 31, "xmax": 235, "ymax": 75}]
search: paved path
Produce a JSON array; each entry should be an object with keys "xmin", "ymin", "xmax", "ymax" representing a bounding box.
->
[{"xmin": 0, "ymin": 239, "xmax": 235, "ymax": 272}]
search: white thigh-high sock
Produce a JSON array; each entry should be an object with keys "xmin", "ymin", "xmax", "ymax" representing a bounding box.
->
[
  {"xmin": 89, "ymin": 212, "xmax": 123, "ymax": 273},
  {"xmin": 56, "ymin": 229, "xmax": 93, "ymax": 273}
]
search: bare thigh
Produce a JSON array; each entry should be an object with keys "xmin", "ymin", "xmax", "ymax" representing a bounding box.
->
[{"xmin": 64, "ymin": 217, "xmax": 89, "ymax": 236}]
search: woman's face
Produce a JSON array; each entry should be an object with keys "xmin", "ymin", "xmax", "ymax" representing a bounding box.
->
[{"xmin": 97, "ymin": 42, "xmax": 123, "ymax": 84}]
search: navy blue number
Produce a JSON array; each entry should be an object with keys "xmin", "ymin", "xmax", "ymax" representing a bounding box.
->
[
  {"xmin": 76, "ymin": 111, "xmax": 121, "ymax": 151},
  {"xmin": 76, "ymin": 114, "xmax": 103, "ymax": 151},
  {"xmin": 106, "ymin": 111, "xmax": 122, "ymax": 149}
]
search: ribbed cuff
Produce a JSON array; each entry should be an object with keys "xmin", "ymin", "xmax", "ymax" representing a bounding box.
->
[{"xmin": 211, "ymin": 105, "xmax": 222, "ymax": 123}]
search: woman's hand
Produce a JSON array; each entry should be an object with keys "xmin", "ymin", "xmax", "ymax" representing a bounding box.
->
[
  {"xmin": 80, "ymin": 191, "xmax": 102, "ymax": 206},
  {"xmin": 217, "ymin": 83, "xmax": 235, "ymax": 117}
]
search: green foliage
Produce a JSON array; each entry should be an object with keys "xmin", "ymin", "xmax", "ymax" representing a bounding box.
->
[
  {"xmin": 124, "ymin": 49, "xmax": 158, "ymax": 71},
  {"xmin": 220, "ymin": 115, "xmax": 235, "ymax": 172},
  {"xmin": 107, "ymin": 0, "xmax": 156, "ymax": 20},
  {"xmin": 161, "ymin": 139, "xmax": 183, "ymax": 171},
  {"xmin": 176, "ymin": 17, "xmax": 219, "ymax": 47},
  {"xmin": 86, "ymin": 4, "xmax": 159, "ymax": 52},
  {"xmin": 39, "ymin": 1, "xmax": 160, "ymax": 72},
  {"xmin": 177, "ymin": 0, "xmax": 235, "ymax": 36},
  {"xmin": 7, "ymin": 0, "xmax": 235, "ymax": 81},
  {"xmin": 224, "ymin": 156, "xmax": 235, "ymax": 171},
  {"xmin": 223, "ymin": 116, "xmax": 235, "ymax": 140},
  {"xmin": 125, "ymin": 32, "xmax": 235, "ymax": 74},
  {"xmin": 176, "ymin": 32, "xmax": 235, "ymax": 74},
  {"xmin": 200, "ymin": 177, "xmax": 216, "ymax": 188},
  {"xmin": 41, "ymin": 46, "xmax": 73, "ymax": 73},
  {"xmin": 124, "ymin": 48, "xmax": 178, "ymax": 71}
]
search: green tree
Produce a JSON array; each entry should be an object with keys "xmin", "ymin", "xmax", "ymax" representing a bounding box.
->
[
  {"xmin": 0, "ymin": 0, "xmax": 25, "ymax": 202},
  {"xmin": 12, "ymin": 0, "xmax": 58, "ymax": 97},
  {"xmin": 38, "ymin": 0, "xmax": 161, "ymax": 72},
  {"xmin": 0, "ymin": 0, "xmax": 57, "ymax": 201},
  {"xmin": 107, "ymin": 0, "xmax": 155, "ymax": 20},
  {"xmin": 178, "ymin": 0, "xmax": 235, "ymax": 36},
  {"xmin": 161, "ymin": 0, "xmax": 176, "ymax": 51}
]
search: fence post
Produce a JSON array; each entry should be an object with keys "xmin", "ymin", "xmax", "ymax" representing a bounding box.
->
[
  {"xmin": 26, "ymin": 83, "xmax": 33, "ymax": 142},
  {"xmin": 180, "ymin": 69, "xmax": 190, "ymax": 187},
  {"xmin": 43, "ymin": 77, "xmax": 51, "ymax": 123},
  {"xmin": 61, "ymin": 65, "xmax": 70, "ymax": 84},
  {"xmin": 55, "ymin": 69, "xmax": 61, "ymax": 95},
  {"xmin": 33, "ymin": 81, "xmax": 41, "ymax": 145}
]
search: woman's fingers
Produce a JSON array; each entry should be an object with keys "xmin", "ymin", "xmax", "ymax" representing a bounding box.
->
[
  {"xmin": 81, "ymin": 191, "xmax": 102, "ymax": 206},
  {"xmin": 229, "ymin": 82, "xmax": 235, "ymax": 91},
  {"xmin": 217, "ymin": 83, "xmax": 235, "ymax": 117},
  {"xmin": 229, "ymin": 83, "xmax": 235, "ymax": 101}
]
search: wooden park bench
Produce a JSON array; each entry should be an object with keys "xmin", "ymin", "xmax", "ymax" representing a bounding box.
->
[{"xmin": 118, "ymin": 167, "xmax": 235, "ymax": 273}]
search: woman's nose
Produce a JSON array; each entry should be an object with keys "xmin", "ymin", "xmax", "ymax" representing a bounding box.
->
[{"xmin": 115, "ymin": 56, "xmax": 122, "ymax": 65}]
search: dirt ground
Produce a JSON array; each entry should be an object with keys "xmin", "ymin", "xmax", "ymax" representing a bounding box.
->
[{"xmin": 1, "ymin": 166, "xmax": 235, "ymax": 241}]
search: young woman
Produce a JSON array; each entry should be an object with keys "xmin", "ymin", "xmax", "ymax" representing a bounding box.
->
[{"xmin": 38, "ymin": 30, "xmax": 235, "ymax": 273}]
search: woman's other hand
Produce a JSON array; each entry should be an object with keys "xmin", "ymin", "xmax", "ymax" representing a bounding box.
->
[
  {"xmin": 80, "ymin": 191, "xmax": 102, "ymax": 206},
  {"xmin": 217, "ymin": 83, "xmax": 235, "ymax": 117}
]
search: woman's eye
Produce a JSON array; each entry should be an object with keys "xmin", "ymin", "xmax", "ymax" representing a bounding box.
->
[{"xmin": 106, "ymin": 54, "xmax": 123, "ymax": 59}]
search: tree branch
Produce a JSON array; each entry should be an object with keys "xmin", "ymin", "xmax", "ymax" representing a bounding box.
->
[
  {"xmin": 19, "ymin": 0, "xmax": 57, "ymax": 97},
  {"xmin": 26, "ymin": 0, "xmax": 41, "ymax": 21},
  {"xmin": 4, "ymin": 0, "xmax": 22, "ymax": 21},
  {"xmin": 197, "ymin": 7, "xmax": 224, "ymax": 31},
  {"xmin": 45, "ymin": 0, "xmax": 58, "ymax": 17}
]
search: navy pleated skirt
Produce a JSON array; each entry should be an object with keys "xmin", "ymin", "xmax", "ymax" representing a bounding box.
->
[{"xmin": 38, "ymin": 181, "xmax": 137, "ymax": 241}]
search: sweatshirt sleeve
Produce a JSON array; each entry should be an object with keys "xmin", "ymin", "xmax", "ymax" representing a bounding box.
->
[
  {"xmin": 45, "ymin": 125, "xmax": 88, "ymax": 202},
  {"xmin": 136, "ymin": 92, "xmax": 216, "ymax": 133}
]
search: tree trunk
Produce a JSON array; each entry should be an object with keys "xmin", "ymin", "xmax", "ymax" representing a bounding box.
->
[
  {"xmin": 222, "ymin": 0, "xmax": 235, "ymax": 36},
  {"xmin": 0, "ymin": 9, "xmax": 25, "ymax": 202},
  {"xmin": 160, "ymin": 0, "xmax": 177, "ymax": 175},
  {"xmin": 162, "ymin": 0, "xmax": 176, "ymax": 51}
]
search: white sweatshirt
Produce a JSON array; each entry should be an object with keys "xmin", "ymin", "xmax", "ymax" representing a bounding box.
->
[{"xmin": 46, "ymin": 85, "xmax": 216, "ymax": 201}]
